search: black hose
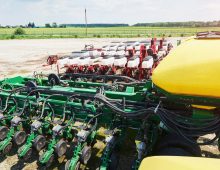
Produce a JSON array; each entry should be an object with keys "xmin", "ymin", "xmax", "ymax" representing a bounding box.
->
[
  {"xmin": 41, "ymin": 94, "xmax": 65, "ymax": 122},
  {"xmin": 156, "ymin": 107, "xmax": 220, "ymax": 145}
]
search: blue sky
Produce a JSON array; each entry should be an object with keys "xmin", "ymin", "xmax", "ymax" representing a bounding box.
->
[{"xmin": 0, "ymin": 0, "xmax": 220, "ymax": 26}]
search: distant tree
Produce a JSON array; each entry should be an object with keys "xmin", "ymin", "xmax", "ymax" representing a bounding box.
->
[
  {"xmin": 27, "ymin": 22, "xmax": 35, "ymax": 28},
  {"xmin": 32, "ymin": 22, "xmax": 35, "ymax": 28},
  {"xmin": 28, "ymin": 22, "xmax": 32, "ymax": 28},
  {"xmin": 45, "ymin": 23, "xmax": 51, "ymax": 28},
  {"xmin": 52, "ymin": 22, "xmax": 57, "ymax": 28}
]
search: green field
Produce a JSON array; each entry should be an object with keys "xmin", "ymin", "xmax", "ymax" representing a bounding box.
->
[{"xmin": 0, "ymin": 27, "xmax": 220, "ymax": 39}]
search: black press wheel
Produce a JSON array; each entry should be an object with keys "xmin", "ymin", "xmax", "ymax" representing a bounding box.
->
[
  {"xmin": 65, "ymin": 160, "xmax": 81, "ymax": 170},
  {"xmin": 80, "ymin": 146, "xmax": 92, "ymax": 164},
  {"xmin": 14, "ymin": 131, "xmax": 27, "ymax": 145},
  {"xmin": 48, "ymin": 74, "xmax": 60, "ymax": 86},
  {"xmin": 34, "ymin": 135, "xmax": 46, "ymax": 152},
  {"xmin": 23, "ymin": 148, "xmax": 33, "ymax": 161},
  {"xmin": 55, "ymin": 140, "xmax": 67, "ymax": 157},
  {"xmin": 25, "ymin": 81, "xmax": 37, "ymax": 93},
  {"xmin": 3, "ymin": 142, "xmax": 12, "ymax": 155},
  {"xmin": 0, "ymin": 126, "xmax": 9, "ymax": 140}
]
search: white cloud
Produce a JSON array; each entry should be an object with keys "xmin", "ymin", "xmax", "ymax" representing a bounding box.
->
[{"xmin": 0, "ymin": 0, "xmax": 220, "ymax": 26}]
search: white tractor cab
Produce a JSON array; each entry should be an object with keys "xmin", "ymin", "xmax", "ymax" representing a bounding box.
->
[
  {"xmin": 101, "ymin": 55, "xmax": 115, "ymax": 66},
  {"xmin": 127, "ymin": 54, "xmax": 140, "ymax": 68},
  {"xmin": 142, "ymin": 55, "xmax": 154, "ymax": 69},
  {"xmin": 113, "ymin": 55, "xmax": 127, "ymax": 68}
]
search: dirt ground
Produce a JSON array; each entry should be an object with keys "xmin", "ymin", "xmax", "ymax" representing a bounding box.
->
[{"xmin": 0, "ymin": 37, "xmax": 219, "ymax": 170}]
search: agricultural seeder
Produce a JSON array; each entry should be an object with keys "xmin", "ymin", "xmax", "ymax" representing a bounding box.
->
[
  {"xmin": 1, "ymin": 32, "xmax": 220, "ymax": 170},
  {"xmin": 46, "ymin": 38, "xmax": 173, "ymax": 80}
]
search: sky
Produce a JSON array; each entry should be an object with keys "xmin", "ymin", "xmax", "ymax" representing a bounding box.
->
[{"xmin": 0, "ymin": 0, "xmax": 220, "ymax": 26}]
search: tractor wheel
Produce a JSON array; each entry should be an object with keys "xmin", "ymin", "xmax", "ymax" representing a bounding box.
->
[
  {"xmin": 65, "ymin": 160, "xmax": 81, "ymax": 170},
  {"xmin": 0, "ymin": 126, "xmax": 9, "ymax": 140},
  {"xmin": 23, "ymin": 148, "xmax": 33, "ymax": 161},
  {"xmin": 80, "ymin": 146, "xmax": 92, "ymax": 164},
  {"xmin": 108, "ymin": 152, "xmax": 120, "ymax": 170},
  {"xmin": 14, "ymin": 131, "xmax": 26, "ymax": 145},
  {"xmin": 34, "ymin": 135, "xmax": 46, "ymax": 152},
  {"xmin": 55, "ymin": 140, "xmax": 67, "ymax": 157},
  {"xmin": 3, "ymin": 142, "xmax": 12, "ymax": 155}
]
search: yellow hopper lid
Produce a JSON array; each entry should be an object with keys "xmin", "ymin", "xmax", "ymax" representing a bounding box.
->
[
  {"xmin": 152, "ymin": 35, "xmax": 220, "ymax": 99},
  {"xmin": 139, "ymin": 156, "xmax": 220, "ymax": 170}
]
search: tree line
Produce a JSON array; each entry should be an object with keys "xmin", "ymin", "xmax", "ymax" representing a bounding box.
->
[
  {"xmin": 133, "ymin": 21, "xmax": 220, "ymax": 27},
  {"xmin": 59, "ymin": 24, "xmax": 129, "ymax": 27},
  {"xmin": 1, "ymin": 21, "xmax": 220, "ymax": 28}
]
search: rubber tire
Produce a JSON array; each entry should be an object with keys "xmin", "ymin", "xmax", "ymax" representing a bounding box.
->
[
  {"xmin": 65, "ymin": 160, "xmax": 81, "ymax": 170},
  {"xmin": 55, "ymin": 140, "xmax": 67, "ymax": 157},
  {"xmin": 23, "ymin": 148, "xmax": 33, "ymax": 161},
  {"xmin": 3, "ymin": 142, "xmax": 12, "ymax": 155},
  {"xmin": 14, "ymin": 131, "xmax": 27, "ymax": 146},
  {"xmin": 34, "ymin": 135, "xmax": 46, "ymax": 152},
  {"xmin": 48, "ymin": 74, "xmax": 60, "ymax": 86},
  {"xmin": 154, "ymin": 133, "xmax": 201, "ymax": 157},
  {"xmin": 80, "ymin": 146, "xmax": 92, "ymax": 164},
  {"xmin": 25, "ymin": 81, "xmax": 37, "ymax": 93},
  {"xmin": 0, "ymin": 126, "xmax": 9, "ymax": 141}
]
